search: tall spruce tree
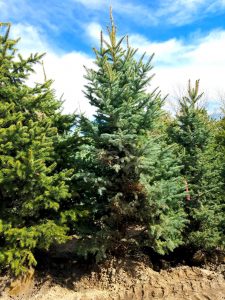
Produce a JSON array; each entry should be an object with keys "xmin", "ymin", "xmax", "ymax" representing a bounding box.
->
[
  {"xmin": 74, "ymin": 11, "xmax": 187, "ymax": 260},
  {"xmin": 0, "ymin": 23, "xmax": 74, "ymax": 275},
  {"xmin": 215, "ymin": 109, "xmax": 225, "ymax": 248},
  {"xmin": 168, "ymin": 80, "xmax": 224, "ymax": 249},
  {"xmin": 216, "ymin": 104, "xmax": 225, "ymax": 179}
]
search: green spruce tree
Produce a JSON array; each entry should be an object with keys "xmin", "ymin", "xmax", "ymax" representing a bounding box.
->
[
  {"xmin": 0, "ymin": 23, "xmax": 74, "ymax": 275},
  {"xmin": 74, "ymin": 11, "xmax": 187, "ymax": 260},
  {"xmin": 214, "ymin": 108, "xmax": 225, "ymax": 249},
  {"xmin": 168, "ymin": 80, "xmax": 224, "ymax": 250}
]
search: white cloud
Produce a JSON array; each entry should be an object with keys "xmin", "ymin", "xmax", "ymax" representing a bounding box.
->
[
  {"xmin": 10, "ymin": 23, "xmax": 225, "ymax": 116},
  {"xmin": 73, "ymin": 0, "xmax": 225, "ymax": 26},
  {"xmin": 2, "ymin": 0, "xmax": 225, "ymax": 38},
  {"xmin": 0, "ymin": 0, "xmax": 5, "ymax": 10},
  {"xmin": 74, "ymin": 0, "xmax": 107, "ymax": 7},
  {"xmin": 41, "ymin": 52, "xmax": 95, "ymax": 116},
  {"xmin": 156, "ymin": 0, "xmax": 209, "ymax": 25},
  {"xmin": 10, "ymin": 24, "xmax": 49, "ymax": 54},
  {"xmin": 140, "ymin": 30, "xmax": 225, "ymax": 113},
  {"xmin": 129, "ymin": 35, "xmax": 193, "ymax": 65},
  {"xmin": 10, "ymin": 23, "xmax": 95, "ymax": 117},
  {"xmin": 86, "ymin": 22, "xmax": 102, "ymax": 43},
  {"xmin": 73, "ymin": 0, "xmax": 157, "ymax": 25}
]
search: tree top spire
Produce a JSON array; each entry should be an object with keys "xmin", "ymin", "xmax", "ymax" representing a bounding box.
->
[
  {"xmin": 110, "ymin": 6, "xmax": 114, "ymax": 28},
  {"xmin": 0, "ymin": 22, "xmax": 11, "ymax": 42}
]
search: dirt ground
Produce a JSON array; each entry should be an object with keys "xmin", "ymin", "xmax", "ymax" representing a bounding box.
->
[{"xmin": 0, "ymin": 255, "xmax": 225, "ymax": 300}]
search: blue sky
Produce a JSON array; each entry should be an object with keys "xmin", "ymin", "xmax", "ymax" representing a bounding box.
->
[{"xmin": 1, "ymin": 0, "xmax": 225, "ymax": 115}]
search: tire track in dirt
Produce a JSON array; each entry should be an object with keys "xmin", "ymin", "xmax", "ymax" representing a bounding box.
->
[{"xmin": 1, "ymin": 262, "xmax": 225, "ymax": 300}]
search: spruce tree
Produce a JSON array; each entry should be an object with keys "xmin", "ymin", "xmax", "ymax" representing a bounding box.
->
[
  {"xmin": 74, "ymin": 11, "xmax": 187, "ymax": 260},
  {"xmin": 168, "ymin": 80, "xmax": 224, "ymax": 250},
  {"xmin": 0, "ymin": 23, "xmax": 73, "ymax": 275},
  {"xmin": 215, "ymin": 111, "xmax": 225, "ymax": 249}
]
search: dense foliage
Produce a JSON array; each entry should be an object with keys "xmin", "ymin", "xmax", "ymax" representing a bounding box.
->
[
  {"xmin": 0, "ymin": 16, "xmax": 224, "ymax": 276},
  {"xmin": 168, "ymin": 80, "xmax": 224, "ymax": 249},
  {"xmin": 0, "ymin": 23, "xmax": 74, "ymax": 275},
  {"xmin": 73, "ymin": 13, "xmax": 187, "ymax": 259}
]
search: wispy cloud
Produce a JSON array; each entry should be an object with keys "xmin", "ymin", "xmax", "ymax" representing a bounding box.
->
[
  {"xmin": 156, "ymin": 0, "xmax": 209, "ymax": 25},
  {"xmin": 117, "ymin": 28, "xmax": 225, "ymax": 112},
  {"xmin": 1, "ymin": 0, "xmax": 81, "ymax": 34},
  {"xmin": 11, "ymin": 22, "xmax": 225, "ymax": 116},
  {"xmin": 85, "ymin": 22, "xmax": 102, "ymax": 44},
  {"xmin": 73, "ymin": 0, "xmax": 225, "ymax": 26},
  {"xmin": 84, "ymin": 25, "xmax": 225, "ymax": 113},
  {"xmin": 2, "ymin": 0, "xmax": 225, "ymax": 47},
  {"xmin": 2, "ymin": 0, "xmax": 225, "ymax": 116},
  {"xmin": 73, "ymin": 0, "xmax": 158, "ymax": 25},
  {"xmin": 10, "ymin": 23, "xmax": 95, "ymax": 117},
  {"xmin": 72, "ymin": 0, "xmax": 108, "ymax": 8},
  {"xmin": 0, "ymin": 0, "xmax": 6, "ymax": 11},
  {"xmin": 10, "ymin": 24, "xmax": 50, "ymax": 54}
]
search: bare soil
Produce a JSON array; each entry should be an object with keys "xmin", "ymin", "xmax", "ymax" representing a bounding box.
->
[{"xmin": 0, "ymin": 254, "xmax": 225, "ymax": 300}]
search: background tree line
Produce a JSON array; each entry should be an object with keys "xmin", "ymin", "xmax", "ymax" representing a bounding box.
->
[{"xmin": 0, "ymin": 15, "xmax": 224, "ymax": 276}]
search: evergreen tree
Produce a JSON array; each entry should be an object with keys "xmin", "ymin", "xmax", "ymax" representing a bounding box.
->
[
  {"xmin": 74, "ymin": 11, "xmax": 187, "ymax": 260},
  {"xmin": 215, "ymin": 109, "xmax": 225, "ymax": 248},
  {"xmin": 216, "ymin": 104, "xmax": 225, "ymax": 180},
  {"xmin": 168, "ymin": 80, "xmax": 224, "ymax": 249},
  {"xmin": 0, "ymin": 23, "xmax": 74, "ymax": 275}
]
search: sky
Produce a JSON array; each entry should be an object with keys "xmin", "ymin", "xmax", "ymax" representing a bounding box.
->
[{"xmin": 1, "ymin": 0, "xmax": 225, "ymax": 116}]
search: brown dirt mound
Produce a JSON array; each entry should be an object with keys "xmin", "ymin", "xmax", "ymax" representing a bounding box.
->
[{"xmin": 1, "ymin": 256, "xmax": 225, "ymax": 300}]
